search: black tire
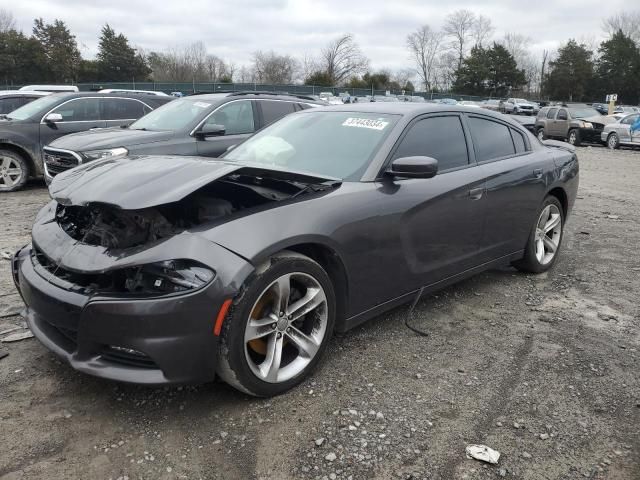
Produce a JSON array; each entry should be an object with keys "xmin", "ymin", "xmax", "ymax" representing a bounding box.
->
[
  {"xmin": 537, "ymin": 128, "xmax": 546, "ymax": 141},
  {"xmin": 607, "ymin": 132, "xmax": 620, "ymax": 150},
  {"xmin": 0, "ymin": 149, "xmax": 29, "ymax": 192},
  {"xmin": 513, "ymin": 196, "xmax": 564, "ymax": 274},
  {"xmin": 567, "ymin": 129, "xmax": 581, "ymax": 146},
  {"xmin": 217, "ymin": 250, "xmax": 336, "ymax": 397}
]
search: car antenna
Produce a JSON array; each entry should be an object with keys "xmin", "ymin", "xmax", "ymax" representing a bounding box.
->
[{"xmin": 404, "ymin": 286, "xmax": 429, "ymax": 336}]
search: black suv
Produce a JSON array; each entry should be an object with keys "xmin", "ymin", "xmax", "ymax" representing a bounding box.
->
[
  {"xmin": 43, "ymin": 92, "xmax": 324, "ymax": 183},
  {"xmin": 0, "ymin": 92, "xmax": 172, "ymax": 192}
]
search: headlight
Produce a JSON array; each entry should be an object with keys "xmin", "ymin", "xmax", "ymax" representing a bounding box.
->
[
  {"xmin": 583, "ymin": 122, "xmax": 593, "ymax": 128},
  {"xmin": 123, "ymin": 260, "xmax": 215, "ymax": 295},
  {"xmin": 81, "ymin": 147, "xmax": 128, "ymax": 162}
]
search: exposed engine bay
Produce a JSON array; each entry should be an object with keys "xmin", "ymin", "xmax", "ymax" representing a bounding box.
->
[{"xmin": 55, "ymin": 174, "xmax": 334, "ymax": 249}]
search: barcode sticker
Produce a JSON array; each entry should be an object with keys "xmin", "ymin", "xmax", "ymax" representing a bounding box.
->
[{"xmin": 342, "ymin": 118, "xmax": 389, "ymax": 130}]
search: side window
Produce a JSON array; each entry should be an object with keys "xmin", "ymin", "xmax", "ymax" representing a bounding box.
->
[
  {"xmin": 546, "ymin": 108, "xmax": 558, "ymax": 119},
  {"xmin": 260, "ymin": 100, "xmax": 297, "ymax": 126},
  {"xmin": 205, "ymin": 100, "xmax": 254, "ymax": 135},
  {"xmin": 0, "ymin": 97, "xmax": 29, "ymax": 114},
  {"xmin": 468, "ymin": 117, "xmax": 516, "ymax": 162},
  {"xmin": 622, "ymin": 114, "xmax": 638, "ymax": 125},
  {"xmin": 51, "ymin": 98, "xmax": 101, "ymax": 122},
  {"xmin": 392, "ymin": 115, "xmax": 469, "ymax": 171},
  {"xmin": 537, "ymin": 108, "xmax": 547, "ymax": 119},
  {"xmin": 511, "ymin": 128, "xmax": 526, "ymax": 153},
  {"xmin": 103, "ymin": 99, "xmax": 146, "ymax": 120},
  {"xmin": 557, "ymin": 109, "xmax": 568, "ymax": 120}
]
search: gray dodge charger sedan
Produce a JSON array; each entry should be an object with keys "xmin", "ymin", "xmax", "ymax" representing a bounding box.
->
[{"xmin": 13, "ymin": 103, "xmax": 579, "ymax": 396}]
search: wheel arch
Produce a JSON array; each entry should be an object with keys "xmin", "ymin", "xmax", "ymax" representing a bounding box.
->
[
  {"xmin": 547, "ymin": 186, "xmax": 568, "ymax": 218},
  {"xmin": 277, "ymin": 242, "xmax": 350, "ymax": 332},
  {"xmin": 0, "ymin": 142, "xmax": 35, "ymax": 177}
]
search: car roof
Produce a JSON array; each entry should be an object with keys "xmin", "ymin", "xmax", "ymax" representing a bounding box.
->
[
  {"xmin": 311, "ymin": 102, "xmax": 508, "ymax": 118},
  {"xmin": 183, "ymin": 91, "xmax": 325, "ymax": 104},
  {"xmin": 0, "ymin": 90, "xmax": 50, "ymax": 97}
]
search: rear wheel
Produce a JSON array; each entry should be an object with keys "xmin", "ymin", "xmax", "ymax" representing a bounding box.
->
[
  {"xmin": 513, "ymin": 196, "xmax": 564, "ymax": 273},
  {"xmin": 0, "ymin": 150, "xmax": 29, "ymax": 192},
  {"xmin": 568, "ymin": 129, "xmax": 581, "ymax": 146},
  {"xmin": 607, "ymin": 132, "xmax": 620, "ymax": 150},
  {"xmin": 217, "ymin": 251, "xmax": 335, "ymax": 397}
]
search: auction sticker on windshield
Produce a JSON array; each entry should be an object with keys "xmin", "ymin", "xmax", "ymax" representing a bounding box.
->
[{"xmin": 342, "ymin": 118, "xmax": 389, "ymax": 130}]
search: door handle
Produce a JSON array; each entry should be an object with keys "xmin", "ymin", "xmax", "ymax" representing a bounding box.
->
[
  {"xmin": 533, "ymin": 168, "xmax": 543, "ymax": 179},
  {"xmin": 468, "ymin": 187, "xmax": 484, "ymax": 200}
]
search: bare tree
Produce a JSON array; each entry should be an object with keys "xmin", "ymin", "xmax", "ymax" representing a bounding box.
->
[
  {"xmin": 252, "ymin": 50, "xmax": 298, "ymax": 84},
  {"xmin": 320, "ymin": 34, "xmax": 369, "ymax": 85},
  {"xmin": 501, "ymin": 33, "xmax": 537, "ymax": 94},
  {"xmin": 392, "ymin": 68, "xmax": 415, "ymax": 89},
  {"xmin": 148, "ymin": 42, "xmax": 232, "ymax": 82},
  {"xmin": 435, "ymin": 51, "xmax": 458, "ymax": 92},
  {"xmin": 0, "ymin": 9, "xmax": 15, "ymax": 33},
  {"xmin": 443, "ymin": 9, "xmax": 476, "ymax": 70},
  {"xmin": 406, "ymin": 25, "xmax": 444, "ymax": 91},
  {"xmin": 472, "ymin": 15, "xmax": 494, "ymax": 48},
  {"xmin": 603, "ymin": 10, "xmax": 640, "ymax": 45},
  {"xmin": 540, "ymin": 49, "xmax": 549, "ymax": 97},
  {"xmin": 205, "ymin": 54, "xmax": 230, "ymax": 81}
]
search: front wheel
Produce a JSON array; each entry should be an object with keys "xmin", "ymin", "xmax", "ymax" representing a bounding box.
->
[
  {"xmin": 567, "ymin": 129, "xmax": 581, "ymax": 146},
  {"xmin": 513, "ymin": 196, "xmax": 564, "ymax": 273},
  {"xmin": 537, "ymin": 128, "xmax": 546, "ymax": 141},
  {"xmin": 607, "ymin": 132, "xmax": 620, "ymax": 150},
  {"xmin": 216, "ymin": 251, "xmax": 335, "ymax": 396},
  {"xmin": 0, "ymin": 150, "xmax": 29, "ymax": 192}
]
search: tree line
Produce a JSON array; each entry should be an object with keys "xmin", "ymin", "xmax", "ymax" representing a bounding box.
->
[{"xmin": 1, "ymin": 8, "xmax": 639, "ymax": 103}]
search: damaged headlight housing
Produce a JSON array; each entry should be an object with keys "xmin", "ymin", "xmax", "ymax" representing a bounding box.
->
[
  {"xmin": 578, "ymin": 121, "xmax": 593, "ymax": 129},
  {"xmin": 123, "ymin": 260, "xmax": 215, "ymax": 295},
  {"xmin": 81, "ymin": 147, "xmax": 129, "ymax": 162}
]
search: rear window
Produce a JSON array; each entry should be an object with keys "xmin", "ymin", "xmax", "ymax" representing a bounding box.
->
[
  {"xmin": 468, "ymin": 117, "xmax": 515, "ymax": 161},
  {"xmin": 511, "ymin": 129, "xmax": 526, "ymax": 153}
]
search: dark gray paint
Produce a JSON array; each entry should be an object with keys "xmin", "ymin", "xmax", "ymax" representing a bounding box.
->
[{"xmin": 14, "ymin": 104, "xmax": 579, "ymax": 385}]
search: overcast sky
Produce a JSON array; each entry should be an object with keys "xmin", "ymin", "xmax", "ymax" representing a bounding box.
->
[{"xmin": 10, "ymin": 0, "xmax": 630, "ymax": 71}]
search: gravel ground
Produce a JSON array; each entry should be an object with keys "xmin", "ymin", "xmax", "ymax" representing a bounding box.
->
[{"xmin": 1, "ymin": 146, "xmax": 639, "ymax": 480}]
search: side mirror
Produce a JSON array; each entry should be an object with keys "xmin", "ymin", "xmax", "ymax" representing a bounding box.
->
[
  {"xmin": 45, "ymin": 113, "xmax": 63, "ymax": 123},
  {"xmin": 387, "ymin": 156, "xmax": 438, "ymax": 179},
  {"xmin": 196, "ymin": 123, "xmax": 225, "ymax": 139}
]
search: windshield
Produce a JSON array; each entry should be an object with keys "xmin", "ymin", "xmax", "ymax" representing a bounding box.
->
[
  {"xmin": 568, "ymin": 107, "xmax": 599, "ymax": 118},
  {"xmin": 515, "ymin": 98, "xmax": 528, "ymax": 103},
  {"xmin": 5, "ymin": 94, "xmax": 63, "ymax": 121},
  {"xmin": 224, "ymin": 111, "xmax": 399, "ymax": 180},
  {"xmin": 129, "ymin": 98, "xmax": 213, "ymax": 131}
]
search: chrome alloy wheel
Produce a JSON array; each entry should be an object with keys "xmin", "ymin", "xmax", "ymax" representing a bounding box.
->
[
  {"xmin": 0, "ymin": 156, "xmax": 23, "ymax": 189},
  {"xmin": 244, "ymin": 272, "xmax": 328, "ymax": 383},
  {"xmin": 534, "ymin": 204, "xmax": 562, "ymax": 265}
]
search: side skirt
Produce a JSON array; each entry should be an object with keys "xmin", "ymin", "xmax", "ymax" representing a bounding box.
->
[{"xmin": 338, "ymin": 250, "xmax": 524, "ymax": 333}]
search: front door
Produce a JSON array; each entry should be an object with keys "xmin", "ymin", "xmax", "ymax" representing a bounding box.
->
[
  {"xmin": 195, "ymin": 100, "xmax": 256, "ymax": 157},
  {"xmin": 39, "ymin": 97, "xmax": 106, "ymax": 149}
]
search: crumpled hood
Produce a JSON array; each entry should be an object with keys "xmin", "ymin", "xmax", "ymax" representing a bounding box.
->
[
  {"xmin": 578, "ymin": 115, "xmax": 613, "ymax": 125},
  {"xmin": 47, "ymin": 127, "xmax": 175, "ymax": 151},
  {"xmin": 48, "ymin": 155, "xmax": 340, "ymax": 210}
]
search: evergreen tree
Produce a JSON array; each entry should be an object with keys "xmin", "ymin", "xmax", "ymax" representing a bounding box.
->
[
  {"xmin": 0, "ymin": 29, "xmax": 50, "ymax": 85},
  {"xmin": 32, "ymin": 18, "xmax": 81, "ymax": 82},
  {"xmin": 595, "ymin": 30, "xmax": 640, "ymax": 104},
  {"xmin": 96, "ymin": 24, "xmax": 150, "ymax": 81},
  {"xmin": 452, "ymin": 43, "xmax": 524, "ymax": 96},
  {"xmin": 545, "ymin": 40, "xmax": 594, "ymax": 101}
]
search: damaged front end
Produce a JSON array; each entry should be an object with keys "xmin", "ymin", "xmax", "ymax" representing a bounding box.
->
[{"xmin": 15, "ymin": 155, "xmax": 340, "ymax": 384}]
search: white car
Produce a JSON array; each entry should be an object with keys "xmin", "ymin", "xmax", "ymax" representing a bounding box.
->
[
  {"xmin": 99, "ymin": 89, "xmax": 170, "ymax": 97},
  {"xmin": 503, "ymin": 98, "xmax": 535, "ymax": 115},
  {"xmin": 601, "ymin": 113, "xmax": 640, "ymax": 149},
  {"xmin": 19, "ymin": 84, "xmax": 79, "ymax": 93}
]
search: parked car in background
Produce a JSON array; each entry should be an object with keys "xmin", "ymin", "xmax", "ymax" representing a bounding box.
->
[
  {"xmin": 535, "ymin": 104, "xmax": 611, "ymax": 146},
  {"xmin": 508, "ymin": 114, "xmax": 536, "ymax": 134},
  {"xmin": 0, "ymin": 90, "xmax": 50, "ymax": 115},
  {"xmin": 502, "ymin": 98, "xmax": 535, "ymax": 115},
  {"xmin": 613, "ymin": 105, "xmax": 640, "ymax": 114},
  {"xmin": 601, "ymin": 113, "xmax": 640, "ymax": 149},
  {"xmin": 15, "ymin": 103, "xmax": 578, "ymax": 395},
  {"xmin": 458, "ymin": 100, "xmax": 482, "ymax": 108},
  {"xmin": 436, "ymin": 98, "xmax": 458, "ymax": 105},
  {"xmin": 0, "ymin": 92, "xmax": 172, "ymax": 192},
  {"xmin": 98, "ymin": 89, "xmax": 170, "ymax": 97},
  {"xmin": 482, "ymin": 99, "xmax": 502, "ymax": 111},
  {"xmin": 591, "ymin": 103, "xmax": 609, "ymax": 115},
  {"xmin": 19, "ymin": 85, "xmax": 79, "ymax": 93},
  {"xmin": 44, "ymin": 92, "xmax": 324, "ymax": 183},
  {"xmin": 371, "ymin": 95, "xmax": 400, "ymax": 102}
]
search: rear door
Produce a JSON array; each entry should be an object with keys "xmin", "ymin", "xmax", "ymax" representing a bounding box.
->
[
  {"xmin": 39, "ymin": 97, "xmax": 106, "ymax": 148},
  {"xmin": 619, "ymin": 114, "xmax": 639, "ymax": 143},
  {"xmin": 256, "ymin": 100, "xmax": 297, "ymax": 128},
  {"xmin": 467, "ymin": 115, "xmax": 548, "ymax": 259},
  {"xmin": 554, "ymin": 108, "xmax": 570, "ymax": 138},
  {"xmin": 101, "ymin": 98, "xmax": 151, "ymax": 128},
  {"xmin": 195, "ymin": 99, "xmax": 257, "ymax": 157}
]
